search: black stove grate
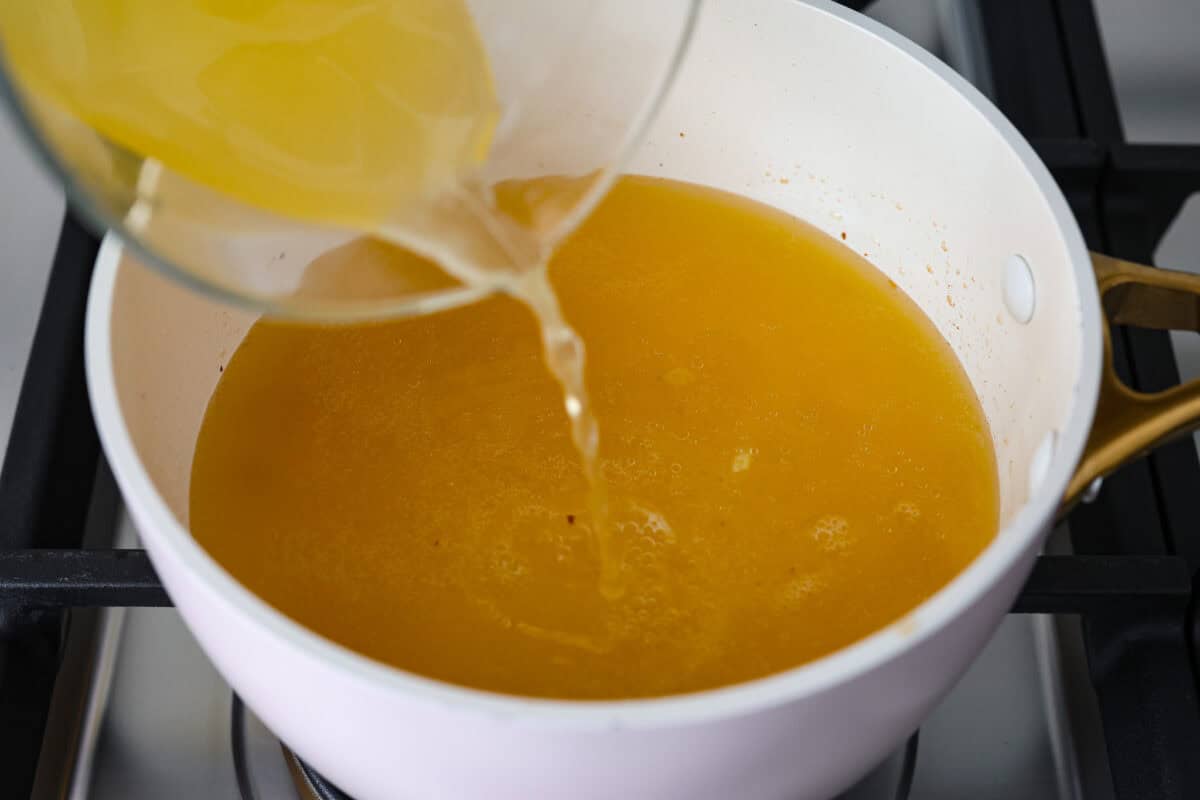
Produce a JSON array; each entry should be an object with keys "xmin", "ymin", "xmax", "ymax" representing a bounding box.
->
[
  {"xmin": 0, "ymin": 213, "xmax": 101, "ymax": 797},
  {"xmin": 2, "ymin": 1, "xmax": 1200, "ymax": 798},
  {"xmin": 981, "ymin": 1, "xmax": 1200, "ymax": 797}
]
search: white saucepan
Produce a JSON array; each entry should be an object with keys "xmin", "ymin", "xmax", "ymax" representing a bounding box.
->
[{"xmin": 83, "ymin": 1, "xmax": 1200, "ymax": 798}]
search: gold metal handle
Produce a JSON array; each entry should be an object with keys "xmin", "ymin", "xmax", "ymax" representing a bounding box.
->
[{"xmin": 1064, "ymin": 253, "xmax": 1200, "ymax": 507}]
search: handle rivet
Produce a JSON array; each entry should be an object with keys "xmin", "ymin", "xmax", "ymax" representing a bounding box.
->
[{"xmin": 1004, "ymin": 254, "xmax": 1036, "ymax": 324}]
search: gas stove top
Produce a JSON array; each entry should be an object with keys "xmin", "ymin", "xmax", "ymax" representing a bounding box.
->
[{"xmin": 3, "ymin": 1, "xmax": 1200, "ymax": 798}]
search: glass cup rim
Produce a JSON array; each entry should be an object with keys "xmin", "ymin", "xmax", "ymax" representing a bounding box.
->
[{"xmin": 0, "ymin": 2, "xmax": 703, "ymax": 322}]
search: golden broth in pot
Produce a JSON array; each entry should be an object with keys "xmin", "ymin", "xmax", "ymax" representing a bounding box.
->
[{"xmin": 189, "ymin": 176, "xmax": 998, "ymax": 700}]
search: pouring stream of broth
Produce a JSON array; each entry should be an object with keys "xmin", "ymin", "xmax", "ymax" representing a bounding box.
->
[{"xmin": 2, "ymin": 0, "xmax": 621, "ymax": 594}]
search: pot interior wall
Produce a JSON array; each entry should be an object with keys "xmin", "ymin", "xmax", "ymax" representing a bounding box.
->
[
  {"xmin": 110, "ymin": 264, "xmax": 255, "ymax": 527},
  {"xmin": 107, "ymin": 0, "xmax": 1085, "ymax": 558}
]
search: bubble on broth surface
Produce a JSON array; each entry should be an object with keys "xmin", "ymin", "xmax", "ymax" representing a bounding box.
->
[
  {"xmin": 778, "ymin": 573, "xmax": 826, "ymax": 607},
  {"xmin": 810, "ymin": 515, "xmax": 851, "ymax": 552}
]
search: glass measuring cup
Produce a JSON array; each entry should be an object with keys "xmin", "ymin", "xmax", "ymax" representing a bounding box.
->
[{"xmin": 0, "ymin": 1, "xmax": 700, "ymax": 321}]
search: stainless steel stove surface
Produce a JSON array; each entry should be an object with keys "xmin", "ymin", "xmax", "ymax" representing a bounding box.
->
[{"xmin": 61, "ymin": 527, "xmax": 1094, "ymax": 800}]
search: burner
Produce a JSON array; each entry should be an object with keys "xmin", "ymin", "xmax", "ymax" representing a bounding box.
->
[
  {"xmin": 231, "ymin": 694, "xmax": 351, "ymax": 800},
  {"xmin": 230, "ymin": 694, "xmax": 918, "ymax": 800},
  {"xmin": 284, "ymin": 752, "xmax": 352, "ymax": 800}
]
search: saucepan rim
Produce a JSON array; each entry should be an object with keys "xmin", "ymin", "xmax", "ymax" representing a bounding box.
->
[{"xmin": 83, "ymin": 0, "xmax": 1102, "ymax": 730}]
